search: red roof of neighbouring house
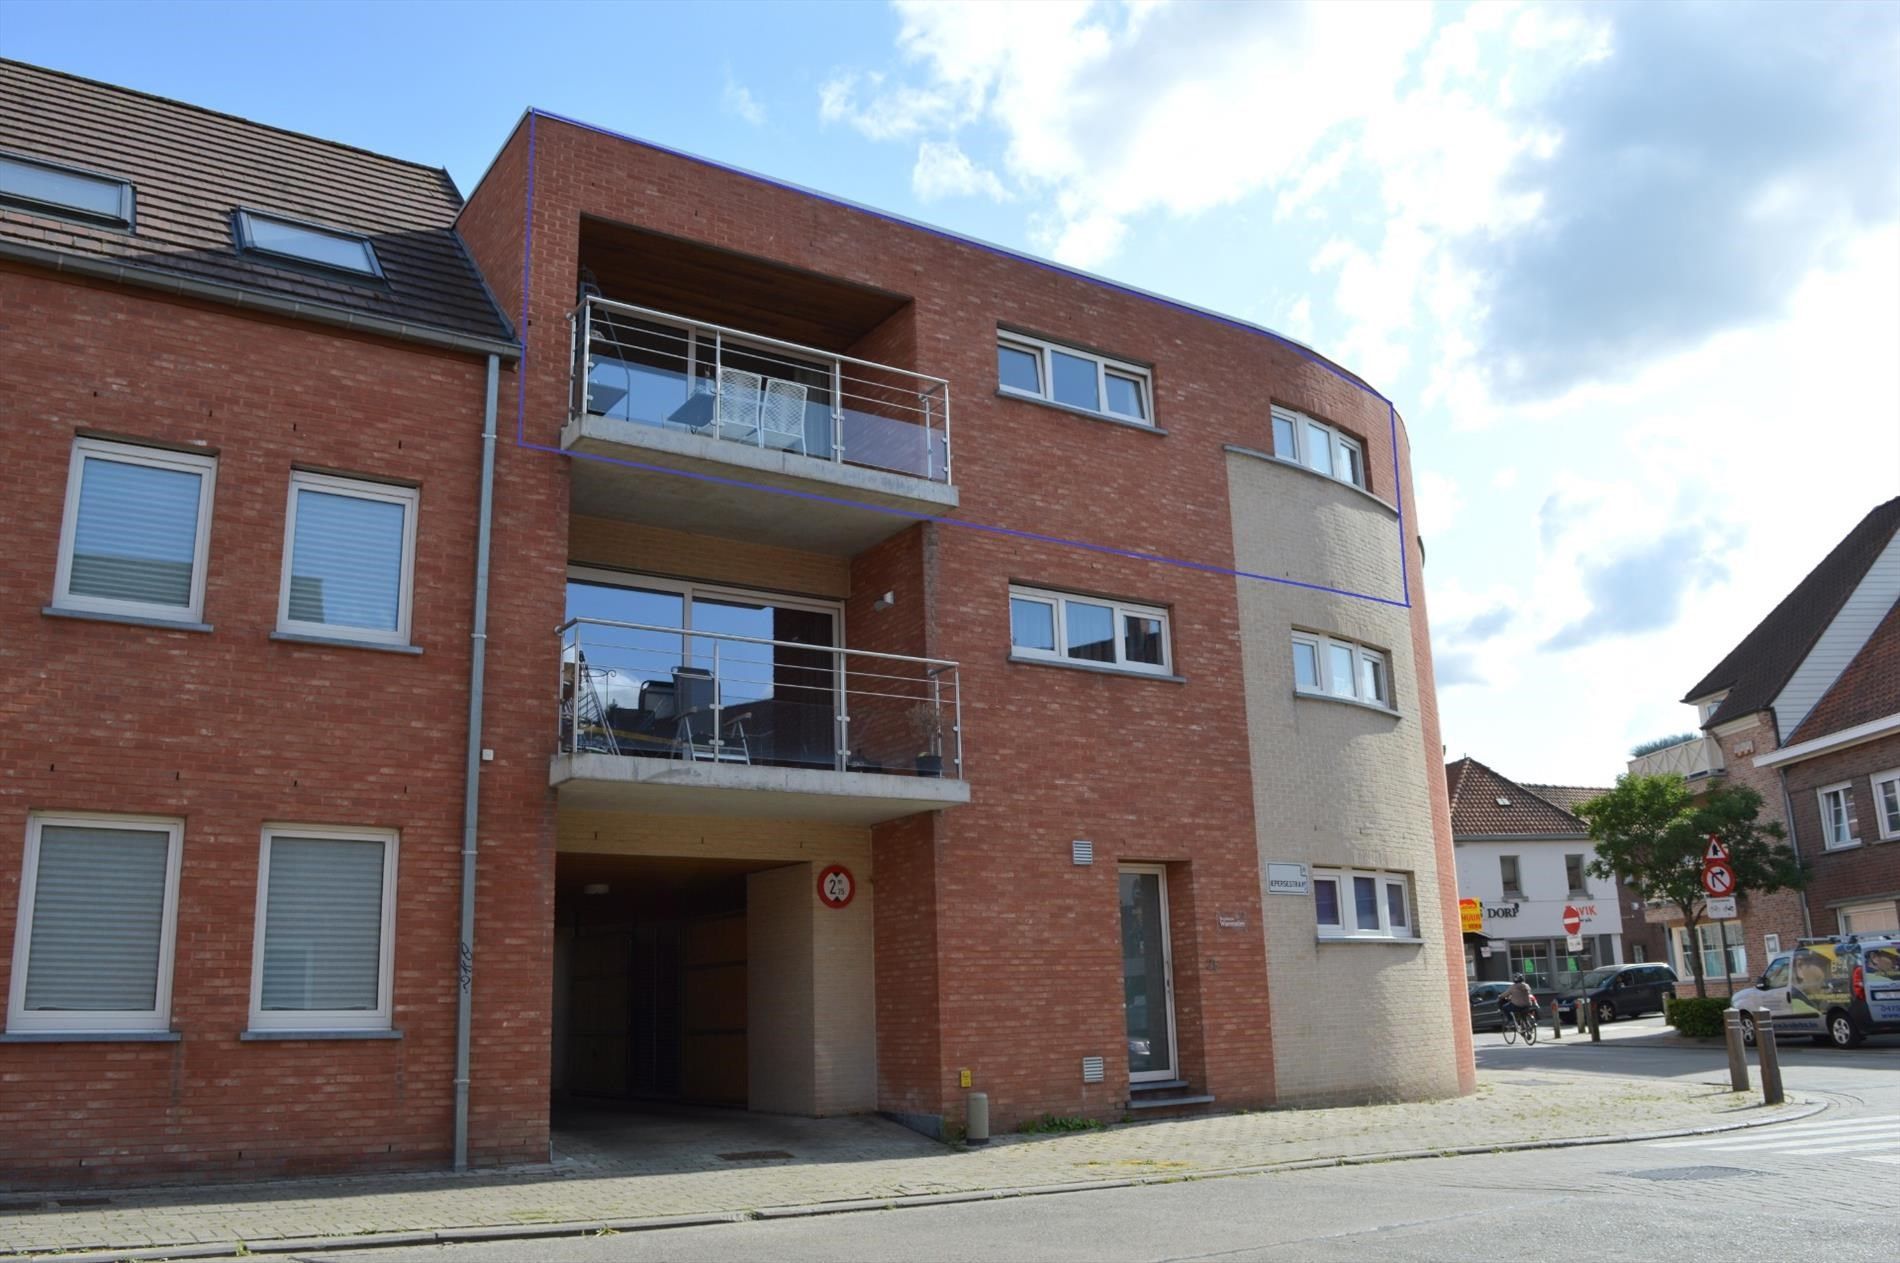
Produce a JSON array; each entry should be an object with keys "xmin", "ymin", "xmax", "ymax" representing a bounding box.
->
[
  {"xmin": 1446, "ymin": 758, "xmax": 1601, "ymax": 838},
  {"xmin": 1684, "ymin": 498, "xmax": 1900, "ymax": 726}
]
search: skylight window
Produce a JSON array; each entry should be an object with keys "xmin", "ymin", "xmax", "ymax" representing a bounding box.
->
[
  {"xmin": 233, "ymin": 208, "xmax": 383, "ymax": 279},
  {"xmin": 0, "ymin": 151, "xmax": 135, "ymax": 229}
]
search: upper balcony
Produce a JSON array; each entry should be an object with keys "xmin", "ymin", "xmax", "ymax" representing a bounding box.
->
[
  {"xmin": 560, "ymin": 219, "xmax": 956, "ymax": 556},
  {"xmin": 553, "ymin": 616, "xmax": 969, "ymax": 825},
  {"xmin": 1627, "ymin": 734, "xmax": 1725, "ymax": 782}
]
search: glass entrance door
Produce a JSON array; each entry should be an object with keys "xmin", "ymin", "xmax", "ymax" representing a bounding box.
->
[{"xmin": 1119, "ymin": 866, "xmax": 1177, "ymax": 1083}]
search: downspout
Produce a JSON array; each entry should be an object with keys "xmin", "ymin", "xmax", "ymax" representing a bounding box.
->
[
  {"xmin": 1779, "ymin": 772, "xmax": 1816, "ymax": 940},
  {"xmin": 454, "ymin": 354, "xmax": 501, "ymax": 1170}
]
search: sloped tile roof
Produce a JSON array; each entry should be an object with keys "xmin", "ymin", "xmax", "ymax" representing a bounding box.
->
[
  {"xmin": 1446, "ymin": 758, "xmax": 1594, "ymax": 838},
  {"xmin": 1784, "ymin": 596, "xmax": 1900, "ymax": 744},
  {"xmin": 1685, "ymin": 498, "xmax": 1900, "ymax": 727},
  {"xmin": 1521, "ymin": 783, "xmax": 1610, "ymax": 815},
  {"xmin": 0, "ymin": 60, "xmax": 512, "ymax": 345}
]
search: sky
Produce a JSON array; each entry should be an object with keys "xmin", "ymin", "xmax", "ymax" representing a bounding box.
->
[{"xmin": 5, "ymin": 0, "xmax": 1898, "ymax": 786}]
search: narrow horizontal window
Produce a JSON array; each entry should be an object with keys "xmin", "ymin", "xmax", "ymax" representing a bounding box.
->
[
  {"xmin": 1314, "ymin": 866, "xmax": 1415, "ymax": 940},
  {"xmin": 250, "ymin": 827, "xmax": 397, "ymax": 1031},
  {"xmin": 8, "ymin": 814, "xmax": 183, "ymax": 1034},
  {"xmin": 1010, "ymin": 584, "xmax": 1171, "ymax": 676},
  {"xmin": 997, "ymin": 332, "xmax": 1153, "ymax": 426},
  {"xmin": 53, "ymin": 438, "xmax": 216, "ymax": 623},
  {"xmin": 1291, "ymin": 631, "xmax": 1394, "ymax": 709},
  {"xmin": 234, "ymin": 208, "xmax": 382, "ymax": 278},
  {"xmin": 1271, "ymin": 405, "xmax": 1367, "ymax": 490},
  {"xmin": 277, "ymin": 471, "xmax": 418, "ymax": 646},
  {"xmin": 0, "ymin": 151, "xmax": 135, "ymax": 228}
]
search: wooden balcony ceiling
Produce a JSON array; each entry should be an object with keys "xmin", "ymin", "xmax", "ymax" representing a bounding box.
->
[{"xmin": 579, "ymin": 216, "xmax": 909, "ymax": 352}]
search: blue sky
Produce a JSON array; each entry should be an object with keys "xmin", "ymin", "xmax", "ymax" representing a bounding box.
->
[{"xmin": 7, "ymin": 1, "xmax": 1898, "ymax": 784}]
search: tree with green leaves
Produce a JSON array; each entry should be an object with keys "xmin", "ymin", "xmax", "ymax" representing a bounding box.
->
[{"xmin": 1575, "ymin": 774, "xmax": 1802, "ymax": 999}]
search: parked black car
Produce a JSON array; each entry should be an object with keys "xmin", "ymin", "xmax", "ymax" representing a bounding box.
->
[
  {"xmin": 1556, "ymin": 963, "xmax": 1678, "ymax": 1022},
  {"xmin": 1469, "ymin": 981, "xmax": 1511, "ymax": 1032}
]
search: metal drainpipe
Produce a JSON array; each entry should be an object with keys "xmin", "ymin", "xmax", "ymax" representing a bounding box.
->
[
  {"xmin": 454, "ymin": 354, "xmax": 501, "ymax": 1171},
  {"xmin": 1779, "ymin": 773, "xmax": 1815, "ymax": 940}
]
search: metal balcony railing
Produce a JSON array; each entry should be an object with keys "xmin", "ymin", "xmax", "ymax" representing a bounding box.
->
[
  {"xmin": 558, "ymin": 617, "xmax": 961, "ymax": 779},
  {"xmin": 569, "ymin": 295, "xmax": 952, "ymax": 485},
  {"xmin": 1627, "ymin": 735, "xmax": 1724, "ymax": 780}
]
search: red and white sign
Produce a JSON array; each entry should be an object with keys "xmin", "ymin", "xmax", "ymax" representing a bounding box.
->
[
  {"xmin": 1701, "ymin": 861, "xmax": 1736, "ymax": 897},
  {"xmin": 1704, "ymin": 837, "xmax": 1730, "ymax": 864},
  {"xmin": 817, "ymin": 864, "xmax": 856, "ymax": 909},
  {"xmin": 1562, "ymin": 905, "xmax": 1583, "ymax": 936}
]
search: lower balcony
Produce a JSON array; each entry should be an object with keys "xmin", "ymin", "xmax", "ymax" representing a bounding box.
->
[
  {"xmin": 1627, "ymin": 734, "xmax": 1724, "ymax": 782},
  {"xmin": 554, "ymin": 617, "xmax": 968, "ymax": 824}
]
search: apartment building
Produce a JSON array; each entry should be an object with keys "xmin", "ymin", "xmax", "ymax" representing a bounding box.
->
[
  {"xmin": 2, "ymin": 64, "xmax": 1469, "ymax": 1184},
  {"xmin": 1629, "ymin": 498, "xmax": 1900, "ymax": 982}
]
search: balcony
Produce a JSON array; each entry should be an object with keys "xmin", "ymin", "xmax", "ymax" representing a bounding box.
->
[
  {"xmin": 553, "ymin": 617, "xmax": 969, "ymax": 825},
  {"xmin": 563, "ymin": 295, "xmax": 957, "ymax": 555},
  {"xmin": 1627, "ymin": 734, "xmax": 1725, "ymax": 782}
]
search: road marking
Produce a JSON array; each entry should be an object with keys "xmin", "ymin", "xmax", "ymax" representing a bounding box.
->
[
  {"xmin": 1649, "ymin": 1116, "xmax": 1900, "ymax": 1165},
  {"xmin": 1649, "ymin": 1115, "xmax": 1900, "ymax": 1147}
]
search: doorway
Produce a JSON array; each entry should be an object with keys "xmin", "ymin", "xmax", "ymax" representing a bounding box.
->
[{"xmin": 1119, "ymin": 865, "xmax": 1178, "ymax": 1083}]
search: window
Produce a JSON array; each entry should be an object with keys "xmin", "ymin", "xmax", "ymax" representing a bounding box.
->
[
  {"xmin": 1290, "ymin": 632, "xmax": 1392, "ymax": 708},
  {"xmin": 1271, "ymin": 405, "xmax": 1366, "ymax": 489},
  {"xmin": 1314, "ymin": 867, "xmax": 1416, "ymax": 940},
  {"xmin": 1009, "ymin": 586, "xmax": 1171, "ymax": 675},
  {"xmin": 996, "ymin": 332, "xmax": 1152, "ymax": 425},
  {"xmin": 1565, "ymin": 853, "xmax": 1589, "ymax": 897},
  {"xmin": 0, "ymin": 150, "xmax": 134, "ymax": 229},
  {"xmin": 1499, "ymin": 855, "xmax": 1523, "ymax": 898},
  {"xmin": 53, "ymin": 438, "xmax": 216, "ymax": 623},
  {"xmin": 1839, "ymin": 901, "xmax": 1900, "ymax": 935},
  {"xmin": 278, "ymin": 471, "xmax": 419, "ymax": 645},
  {"xmin": 1762, "ymin": 933, "xmax": 1781, "ymax": 956},
  {"xmin": 1672, "ymin": 922, "xmax": 1746, "ymax": 979},
  {"xmin": 250, "ymin": 826, "xmax": 398, "ymax": 1031},
  {"xmin": 1763, "ymin": 956, "xmax": 1790, "ymax": 989},
  {"xmin": 1872, "ymin": 769, "xmax": 1900, "ymax": 841},
  {"xmin": 1817, "ymin": 783, "xmax": 1856, "ymax": 850},
  {"xmin": 7, "ymin": 814, "xmax": 182, "ymax": 1034},
  {"xmin": 233, "ymin": 208, "xmax": 382, "ymax": 279}
]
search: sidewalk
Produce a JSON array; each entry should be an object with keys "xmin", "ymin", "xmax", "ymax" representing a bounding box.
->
[{"xmin": 1, "ymin": 1068, "xmax": 1813, "ymax": 1261}]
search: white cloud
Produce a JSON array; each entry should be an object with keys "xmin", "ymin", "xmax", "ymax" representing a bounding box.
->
[
  {"xmin": 911, "ymin": 139, "xmax": 1010, "ymax": 203},
  {"xmin": 722, "ymin": 74, "xmax": 766, "ymax": 127},
  {"xmin": 1415, "ymin": 470, "xmax": 1466, "ymax": 539}
]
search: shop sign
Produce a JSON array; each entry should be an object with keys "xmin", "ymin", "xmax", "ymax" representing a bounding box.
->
[{"xmin": 1459, "ymin": 898, "xmax": 1482, "ymax": 934}]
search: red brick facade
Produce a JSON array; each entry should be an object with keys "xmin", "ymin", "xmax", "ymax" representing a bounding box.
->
[{"xmin": 1780, "ymin": 733, "xmax": 1900, "ymax": 933}]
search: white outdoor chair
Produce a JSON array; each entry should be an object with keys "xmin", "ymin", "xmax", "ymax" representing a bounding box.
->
[
  {"xmin": 760, "ymin": 378, "xmax": 810, "ymax": 454},
  {"xmin": 716, "ymin": 367, "xmax": 765, "ymax": 444}
]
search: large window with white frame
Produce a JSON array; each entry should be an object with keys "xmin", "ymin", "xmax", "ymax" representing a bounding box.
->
[
  {"xmin": 1314, "ymin": 867, "xmax": 1416, "ymax": 940},
  {"xmin": 1291, "ymin": 631, "xmax": 1392, "ymax": 708},
  {"xmin": 1871, "ymin": 768, "xmax": 1900, "ymax": 841},
  {"xmin": 1817, "ymin": 783, "xmax": 1857, "ymax": 850},
  {"xmin": 53, "ymin": 438, "xmax": 217, "ymax": 623},
  {"xmin": 1670, "ymin": 921, "xmax": 1746, "ymax": 980},
  {"xmin": 7, "ymin": 813, "xmax": 183, "ymax": 1034},
  {"xmin": 277, "ymin": 471, "xmax": 419, "ymax": 646},
  {"xmin": 1271, "ymin": 405, "xmax": 1366, "ymax": 489},
  {"xmin": 1008, "ymin": 585, "xmax": 1172, "ymax": 675},
  {"xmin": 997, "ymin": 331, "xmax": 1152, "ymax": 425},
  {"xmin": 249, "ymin": 825, "xmax": 398, "ymax": 1031}
]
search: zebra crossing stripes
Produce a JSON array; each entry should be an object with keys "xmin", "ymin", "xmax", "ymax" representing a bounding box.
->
[{"xmin": 1649, "ymin": 1114, "xmax": 1900, "ymax": 1163}]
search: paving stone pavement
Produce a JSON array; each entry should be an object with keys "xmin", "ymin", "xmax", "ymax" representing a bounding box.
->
[{"xmin": 0, "ymin": 1070, "xmax": 1803, "ymax": 1258}]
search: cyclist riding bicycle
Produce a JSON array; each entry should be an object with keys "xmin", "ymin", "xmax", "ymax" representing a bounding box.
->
[{"xmin": 1498, "ymin": 974, "xmax": 1537, "ymax": 1026}]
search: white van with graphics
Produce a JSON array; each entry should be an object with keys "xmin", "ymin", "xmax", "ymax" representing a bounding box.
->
[{"xmin": 1732, "ymin": 935, "xmax": 1900, "ymax": 1048}]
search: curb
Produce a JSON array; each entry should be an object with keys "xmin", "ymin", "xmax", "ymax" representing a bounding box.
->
[{"xmin": 16, "ymin": 1095, "xmax": 1829, "ymax": 1262}]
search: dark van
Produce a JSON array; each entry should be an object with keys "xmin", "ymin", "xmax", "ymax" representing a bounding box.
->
[{"xmin": 1556, "ymin": 963, "xmax": 1679, "ymax": 1022}]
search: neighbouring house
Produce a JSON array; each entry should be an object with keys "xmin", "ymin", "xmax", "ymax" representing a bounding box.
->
[
  {"xmin": 1630, "ymin": 497, "xmax": 1900, "ymax": 983},
  {"xmin": 1445, "ymin": 759, "xmax": 1632, "ymax": 989},
  {"xmin": 2, "ymin": 60, "xmax": 1471, "ymax": 1186}
]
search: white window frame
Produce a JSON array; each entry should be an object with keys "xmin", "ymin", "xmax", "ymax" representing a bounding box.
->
[
  {"xmin": 1499, "ymin": 854, "xmax": 1524, "ymax": 898},
  {"xmin": 277, "ymin": 470, "xmax": 420, "ymax": 646},
  {"xmin": 1816, "ymin": 782, "xmax": 1857, "ymax": 850},
  {"xmin": 233, "ymin": 207, "xmax": 384, "ymax": 279},
  {"xmin": 248, "ymin": 824, "xmax": 399, "ymax": 1032},
  {"xmin": 1871, "ymin": 768, "xmax": 1900, "ymax": 841},
  {"xmin": 1291, "ymin": 630, "xmax": 1393, "ymax": 709},
  {"xmin": 1008, "ymin": 585, "xmax": 1172, "ymax": 676},
  {"xmin": 1271, "ymin": 405, "xmax": 1366, "ymax": 490},
  {"xmin": 1565, "ymin": 853, "xmax": 1589, "ymax": 898},
  {"xmin": 7, "ymin": 812, "xmax": 184, "ymax": 1034},
  {"xmin": 1839, "ymin": 900, "xmax": 1900, "ymax": 936},
  {"xmin": 1673, "ymin": 922, "xmax": 1747, "ymax": 979},
  {"xmin": 1314, "ymin": 866, "xmax": 1417, "ymax": 941},
  {"xmin": 996, "ymin": 331, "xmax": 1153, "ymax": 426},
  {"xmin": 53, "ymin": 438, "xmax": 217, "ymax": 623}
]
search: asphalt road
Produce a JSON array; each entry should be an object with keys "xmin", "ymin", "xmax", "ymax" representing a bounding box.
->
[{"xmin": 303, "ymin": 1019, "xmax": 1900, "ymax": 1263}]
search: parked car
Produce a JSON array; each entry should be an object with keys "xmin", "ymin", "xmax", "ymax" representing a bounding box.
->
[
  {"xmin": 1731, "ymin": 935, "xmax": 1900, "ymax": 1048},
  {"xmin": 1469, "ymin": 981, "xmax": 1511, "ymax": 1032},
  {"xmin": 1555, "ymin": 963, "xmax": 1678, "ymax": 1022}
]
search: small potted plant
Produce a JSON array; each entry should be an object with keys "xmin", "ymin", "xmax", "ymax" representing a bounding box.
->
[{"xmin": 909, "ymin": 704, "xmax": 945, "ymax": 778}]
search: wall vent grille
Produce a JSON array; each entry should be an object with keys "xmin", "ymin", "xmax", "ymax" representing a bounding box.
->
[
  {"xmin": 1081, "ymin": 1056, "xmax": 1105, "ymax": 1083},
  {"xmin": 1072, "ymin": 839, "xmax": 1094, "ymax": 866}
]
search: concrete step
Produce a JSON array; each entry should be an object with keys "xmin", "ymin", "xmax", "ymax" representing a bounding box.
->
[{"xmin": 1127, "ymin": 1092, "xmax": 1217, "ymax": 1111}]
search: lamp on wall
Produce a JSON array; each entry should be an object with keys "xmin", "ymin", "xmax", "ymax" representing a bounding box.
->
[{"xmin": 872, "ymin": 591, "xmax": 895, "ymax": 611}]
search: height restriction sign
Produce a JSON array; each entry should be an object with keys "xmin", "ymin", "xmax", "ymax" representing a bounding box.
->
[{"xmin": 1701, "ymin": 861, "xmax": 1736, "ymax": 897}]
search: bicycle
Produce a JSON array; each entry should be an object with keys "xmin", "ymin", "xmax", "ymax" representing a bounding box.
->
[{"xmin": 1499, "ymin": 1004, "xmax": 1539, "ymax": 1045}]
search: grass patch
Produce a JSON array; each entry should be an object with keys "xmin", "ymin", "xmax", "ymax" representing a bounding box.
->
[{"xmin": 1016, "ymin": 1113, "xmax": 1107, "ymax": 1134}]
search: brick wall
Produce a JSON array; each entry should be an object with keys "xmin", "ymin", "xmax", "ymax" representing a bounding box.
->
[
  {"xmin": 0, "ymin": 263, "xmax": 494, "ymax": 1183},
  {"xmin": 1780, "ymin": 732, "xmax": 1900, "ymax": 933}
]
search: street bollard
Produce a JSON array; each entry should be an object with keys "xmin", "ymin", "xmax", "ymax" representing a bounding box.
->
[
  {"xmin": 1754, "ymin": 1008, "xmax": 1784, "ymax": 1106},
  {"xmin": 1589, "ymin": 998, "xmax": 1602, "ymax": 1044},
  {"xmin": 1548, "ymin": 999, "xmax": 1561, "ymax": 1040},
  {"xmin": 1722, "ymin": 1009, "xmax": 1751, "ymax": 1092},
  {"xmin": 966, "ymin": 1092, "xmax": 990, "ymax": 1145}
]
